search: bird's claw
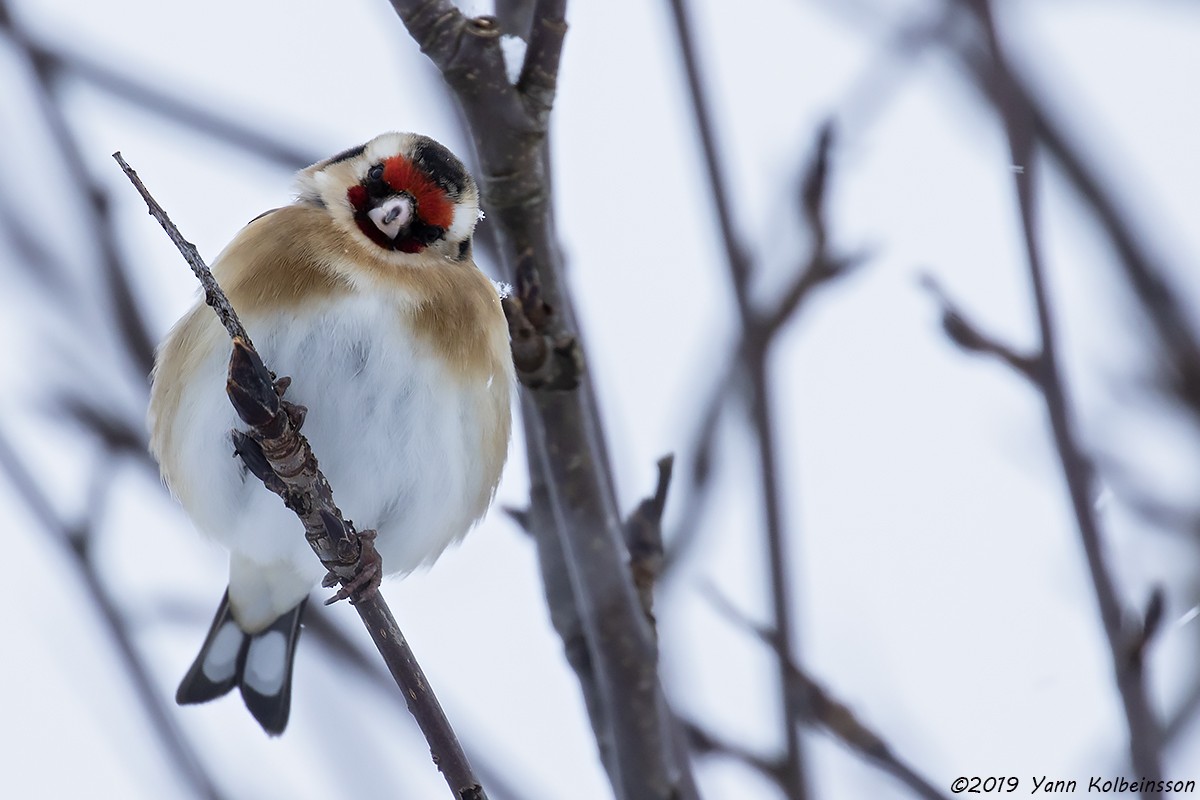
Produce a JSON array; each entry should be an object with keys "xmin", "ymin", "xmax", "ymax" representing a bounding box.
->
[{"xmin": 322, "ymin": 528, "xmax": 381, "ymax": 606}]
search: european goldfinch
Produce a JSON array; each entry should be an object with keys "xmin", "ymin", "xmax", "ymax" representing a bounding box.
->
[{"xmin": 148, "ymin": 132, "xmax": 513, "ymax": 734}]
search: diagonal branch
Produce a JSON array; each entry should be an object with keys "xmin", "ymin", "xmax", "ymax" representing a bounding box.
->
[
  {"xmin": 24, "ymin": 32, "xmax": 315, "ymax": 170},
  {"xmin": 682, "ymin": 718, "xmax": 789, "ymax": 786},
  {"xmin": 919, "ymin": 274, "xmax": 1041, "ymax": 384},
  {"xmin": 0, "ymin": 0, "xmax": 157, "ymax": 378},
  {"xmin": 707, "ymin": 590, "xmax": 952, "ymax": 800},
  {"xmin": 303, "ymin": 613, "xmax": 538, "ymax": 800},
  {"xmin": 0, "ymin": 432, "xmax": 227, "ymax": 800},
  {"xmin": 114, "ymin": 153, "xmax": 487, "ymax": 800},
  {"xmin": 665, "ymin": 0, "xmax": 752, "ymax": 311},
  {"xmin": 113, "ymin": 155, "xmax": 250, "ymax": 344}
]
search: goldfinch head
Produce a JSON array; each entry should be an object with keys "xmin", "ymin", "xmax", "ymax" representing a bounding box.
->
[{"xmin": 296, "ymin": 132, "xmax": 480, "ymax": 263}]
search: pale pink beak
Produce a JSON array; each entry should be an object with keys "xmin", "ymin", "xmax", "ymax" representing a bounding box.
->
[{"xmin": 368, "ymin": 196, "xmax": 413, "ymax": 239}]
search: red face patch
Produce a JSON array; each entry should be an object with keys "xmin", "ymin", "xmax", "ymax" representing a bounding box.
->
[
  {"xmin": 381, "ymin": 156, "xmax": 454, "ymax": 230},
  {"xmin": 346, "ymin": 184, "xmax": 368, "ymax": 211}
]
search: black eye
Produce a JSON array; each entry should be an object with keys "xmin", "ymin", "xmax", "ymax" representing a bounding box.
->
[{"xmin": 367, "ymin": 164, "xmax": 384, "ymax": 182}]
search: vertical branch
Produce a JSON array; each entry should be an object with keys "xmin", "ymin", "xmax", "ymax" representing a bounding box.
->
[
  {"xmin": 519, "ymin": 419, "xmax": 619, "ymax": 787},
  {"xmin": 745, "ymin": 352, "xmax": 805, "ymax": 770},
  {"xmin": 969, "ymin": 1, "xmax": 1163, "ymax": 788},
  {"xmin": 385, "ymin": 2, "xmax": 694, "ymax": 798}
]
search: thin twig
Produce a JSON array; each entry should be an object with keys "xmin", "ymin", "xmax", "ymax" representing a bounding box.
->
[
  {"xmin": 113, "ymin": 153, "xmax": 486, "ymax": 800},
  {"xmin": 762, "ymin": 127, "xmax": 863, "ymax": 336},
  {"xmin": 112, "ymin": 154, "xmax": 251, "ymax": 345},
  {"xmin": 623, "ymin": 456, "xmax": 674, "ymax": 631},
  {"xmin": 682, "ymin": 719, "xmax": 788, "ymax": 785},
  {"xmin": 968, "ymin": 2, "xmax": 1164, "ymax": 788},
  {"xmin": 707, "ymin": 590, "xmax": 953, "ymax": 800},
  {"xmin": 664, "ymin": 0, "xmax": 752, "ymax": 312},
  {"xmin": 745, "ymin": 353, "xmax": 805, "ymax": 799},
  {"xmin": 662, "ymin": 130, "xmax": 857, "ymax": 582},
  {"xmin": 919, "ymin": 274, "xmax": 1041, "ymax": 383}
]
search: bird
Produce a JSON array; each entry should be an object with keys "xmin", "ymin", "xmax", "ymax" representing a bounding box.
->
[{"xmin": 148, "ymin": 132, "xmax": 513, "ymax": 735}]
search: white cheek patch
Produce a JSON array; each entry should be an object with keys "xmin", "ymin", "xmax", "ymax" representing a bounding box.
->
[
  {"xmin": 447, "ymin": 201, "xmax": 479, "ymax": 243},
  {"xmin": 368, "ymin": 196, "xmax": 413, "ymax": 239},
  {"xmin": 310, "ymin": 169, "xmax": 340, "ymax": 205}
]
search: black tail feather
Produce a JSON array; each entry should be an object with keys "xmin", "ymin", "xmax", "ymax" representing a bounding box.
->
[
  {"xmin": 176, "ymin": 591, "xmax": 243, "ymax": 705},
  {"xmin": 176, "ymin": 591, "xmax": 307, "ymax": 736}
]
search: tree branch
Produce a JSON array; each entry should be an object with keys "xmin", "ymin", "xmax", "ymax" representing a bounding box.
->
[
  {"xmin": 664, "ymin": 2, "xmax": 808, "ymax": 794},
  {"xmin": 1, "ymin": 1, "xmax": 157, "ymax": 377},
  {"xmin": 708, "ymin": 590, "xmax": 952, "ymax": 800},
  {"xmin": 303, "ymin": 613, "xmax": 537, "ymax": 800},
  {"xmin": 383, "ymin": 3, "xmax": 693, "ymax": 797},
  {"xmin": 919, "ymin": 274, "xmax": 1041, "ymax": 384},
  {"xmin": 518, "ymin": 0, "xmax": 567, "ymax": 119},
  {"xmin": 663, "ymin": 18, "xmax": 860, "ymax": 789},
  {"xmin": 665, "ymin": 0, "xmax": 752, "ymax": 311},
  {"xmin": 965, "ymin": 3, "xmax": 1164, "ymax": 788},
  {"xmin": 682, "ymin": 718, "xmax": 789, "ymax": 786},
  {"xmin": 0, "ymin": 432, "xmax": 227, "ymax": 800},
  {"xmin": 946, "ymin": 6, "xmax": 1200, "ymax": 426},
  {"xmin": 662, "ymin": 172, "xmax": 855, "ymax": 581},
  {"xmin": 623, "ymin": 455, "xmax": 673, "ymax": 633},
  {"xmin": 22, "ymin": 30, "xmax": 315, "ymax": 170},
  {"xmin": 114, "ymin": 153, "xmax": 486, "ymax": 800}
]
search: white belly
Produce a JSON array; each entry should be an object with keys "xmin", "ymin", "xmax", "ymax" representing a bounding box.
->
[{"xmin": 165, "ymin": 292, "xmax": 505, "ymax": 627}]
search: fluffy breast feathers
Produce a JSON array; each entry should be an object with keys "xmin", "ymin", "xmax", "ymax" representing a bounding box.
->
[{"xmin": 148, "ymin": 203, "xmax": 513, "ymax": 538}]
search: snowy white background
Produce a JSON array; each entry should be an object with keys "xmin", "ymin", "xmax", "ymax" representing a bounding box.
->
[{"xmin": 2, "ymin": 0, "xmax": 1199, "ymax": 798}]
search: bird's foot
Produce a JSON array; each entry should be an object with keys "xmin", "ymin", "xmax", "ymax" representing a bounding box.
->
[{"xmin": 322, "ymin": 528, "xmax": 381, "ymax": 606}]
